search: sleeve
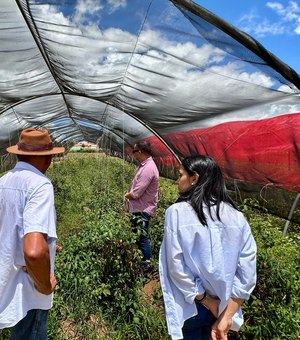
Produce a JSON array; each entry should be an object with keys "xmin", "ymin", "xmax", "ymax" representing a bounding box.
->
[
  {"xmin": 231, "ymin": 219, "xmax": 257, "ymax": 300},
  {"xmin": 162, "ymin": 205, "xmax": 205, "ymax": 304},
  {"xmin": 23, "ymin": 182, "xmax": 56, "ymax": 238},
  {"xmin": 130, "ymin": 167, "xmax": 153, "ymax": 199}
]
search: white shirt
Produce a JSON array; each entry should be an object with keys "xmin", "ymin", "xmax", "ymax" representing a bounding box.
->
[
  {"xmin": 0, "ymin": 162, "xmax": 57, "ymax": 328},
  {"xmin": 159, "ymin": 201, "xmax": 257, "ymax": 340}
]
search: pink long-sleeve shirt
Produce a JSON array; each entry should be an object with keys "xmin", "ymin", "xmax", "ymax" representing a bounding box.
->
[{"xmin": 128, "ymin": 157, "xmax": 159, "ymax": 216}]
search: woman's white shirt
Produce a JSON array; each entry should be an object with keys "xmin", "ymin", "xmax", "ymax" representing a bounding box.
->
[{"xmin": 159, "ymin": 201, "xmax": 257, "ymax": 340}]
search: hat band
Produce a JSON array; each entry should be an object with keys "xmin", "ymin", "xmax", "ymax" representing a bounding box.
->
[{"xmin": 18, "ymin": 142, "xmax": 53, "ymax": 152}]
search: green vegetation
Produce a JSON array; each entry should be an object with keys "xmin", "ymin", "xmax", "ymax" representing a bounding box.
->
[
  {"xmin": 242, "ymin": 208, "xmax": 300, "ymax": 339},
  {"xmin": 0, "ymin": 153, "xmax": 299, "ymax": 339}
]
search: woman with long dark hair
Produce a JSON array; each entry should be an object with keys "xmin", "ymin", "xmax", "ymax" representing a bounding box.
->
[{"xmin": 159, "ymin": 155, "xmax": 257, "ymax": 340}]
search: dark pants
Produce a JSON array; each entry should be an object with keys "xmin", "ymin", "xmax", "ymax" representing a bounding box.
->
[
  {"xmin": 182, "ymin": 303, "xmax": 216, "ymax": 340},
  {"xmin": 130, "ymin": 212, "xmax": 151, "ymax": 261},
  {"xmin": 9, "ymin": 309, "xmax": 49, "ymax": 340}
]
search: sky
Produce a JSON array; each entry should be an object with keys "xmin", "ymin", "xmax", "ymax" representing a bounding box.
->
[{"xmin": 194, "ymin": 0, "xmax": 300, "ymax": 74}]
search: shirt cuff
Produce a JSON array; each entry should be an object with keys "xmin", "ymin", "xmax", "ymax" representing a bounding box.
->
[
  {"xmin": 231, "ymin": 286, "xmax": 251, "ymax": 300},
  {"xmin": 185, "ymin": 287, "xmax": 206, "ymax": 304}
]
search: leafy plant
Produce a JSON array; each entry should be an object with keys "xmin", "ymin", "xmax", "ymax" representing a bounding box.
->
[
  {"xmin": 240, "ymin": 210, "xmax": 300, "ymax": 339},
  {"xmin": 2, "ymin": 153, "xmax": 299, "ymax": 340}
]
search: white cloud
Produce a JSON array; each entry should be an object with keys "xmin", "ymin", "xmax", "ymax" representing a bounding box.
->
[
  {"xmin": 295, "ymin": 18, "xmax": 300, "ymax": 33},
  {"xmin": 238, "ymin": 9, "xmax": 285, "ymax": 37},
  {"xmin": 267, "ymin": 1, "xmax": 300, "ymax": 35},
  {"xmin": 34, "ymin": 4, "xmax": 70, "ymax": 26},
  {"xmin": 73, "ymin": 0, "xmax": 127, "ymax": 23},
  {"xmin": 73, "ymin": 0, "xmax": 103, "ymax": 25},
  {"xmin": 239, "ymin": 1, "xmax": 300, "ymax": 37},
  {"xmin": 266, "ymin": 1, "xmax": 300, "ymax": 21},
  {"xmin": 139, "ymin": 30, "xmax": 226, "ymax": 68},
  {"xmin": 107, "ymin": 0, "xmax": 127, "ymax": 13}
]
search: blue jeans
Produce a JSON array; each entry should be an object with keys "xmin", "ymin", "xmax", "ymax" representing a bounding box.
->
[
  {"xmin": 181, "ymin": 303, "xmax": 216, "ymax": 340},
  {"xmin": 10, "ymin": 309, "xmax": 49, "ymax": 340},
  {"xmin": 130, "ymin": 212, "xmax": 151, "ymax": 261}
]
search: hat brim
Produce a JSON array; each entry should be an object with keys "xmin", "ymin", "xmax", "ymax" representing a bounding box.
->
[{"xmin": 6, "ymin": 145, "xmax": 65, "ymax": 155}]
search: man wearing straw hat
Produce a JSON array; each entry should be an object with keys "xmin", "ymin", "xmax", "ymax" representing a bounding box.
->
[{"xmin": 0, "ymin": 128, "xmax": 64, "ymax": 339}]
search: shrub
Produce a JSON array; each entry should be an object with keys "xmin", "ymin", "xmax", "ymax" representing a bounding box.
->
[{"xmin": 240, "ymin": 209, "xmax": 300, "ymax": 339}]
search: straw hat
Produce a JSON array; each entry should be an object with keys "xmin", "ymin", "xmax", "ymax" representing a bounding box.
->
[{"xmin": 6, "ymin": 129, "xmax": 65, "ymax": 155}]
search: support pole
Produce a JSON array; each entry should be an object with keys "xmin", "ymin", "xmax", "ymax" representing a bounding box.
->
[{"xmin": 282, "ymin": 192, "xmax": 300, "ymax": 236}]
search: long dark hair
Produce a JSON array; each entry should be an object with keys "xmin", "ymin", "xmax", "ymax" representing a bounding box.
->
[{"xmin": 177, "ymin": 155, "xmax": 238, "ymax": 226}]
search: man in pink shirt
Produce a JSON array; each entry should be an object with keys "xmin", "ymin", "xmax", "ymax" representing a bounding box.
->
[{"xmin": 124, "ymin": 140, "xmax": 159, "ymax": 271}]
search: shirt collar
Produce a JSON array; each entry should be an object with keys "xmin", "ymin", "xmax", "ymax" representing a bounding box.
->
[
  {"xmin": 14, "ymin": 161, "xmax": 45, "ymax": 177},
  {"xmin": 139, "ymin": 156, "xmax": 152, "ymax": 167}
]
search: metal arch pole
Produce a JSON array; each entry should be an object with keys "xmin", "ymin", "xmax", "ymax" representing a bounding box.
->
[{"xmin": 282, "ymin": 192, "xmax": 300, "ymax": 236}]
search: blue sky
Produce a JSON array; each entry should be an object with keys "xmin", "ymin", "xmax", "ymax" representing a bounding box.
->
[{"xmin": 194, "ymin": 0, "xmax": 300, "ymax": 74}]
